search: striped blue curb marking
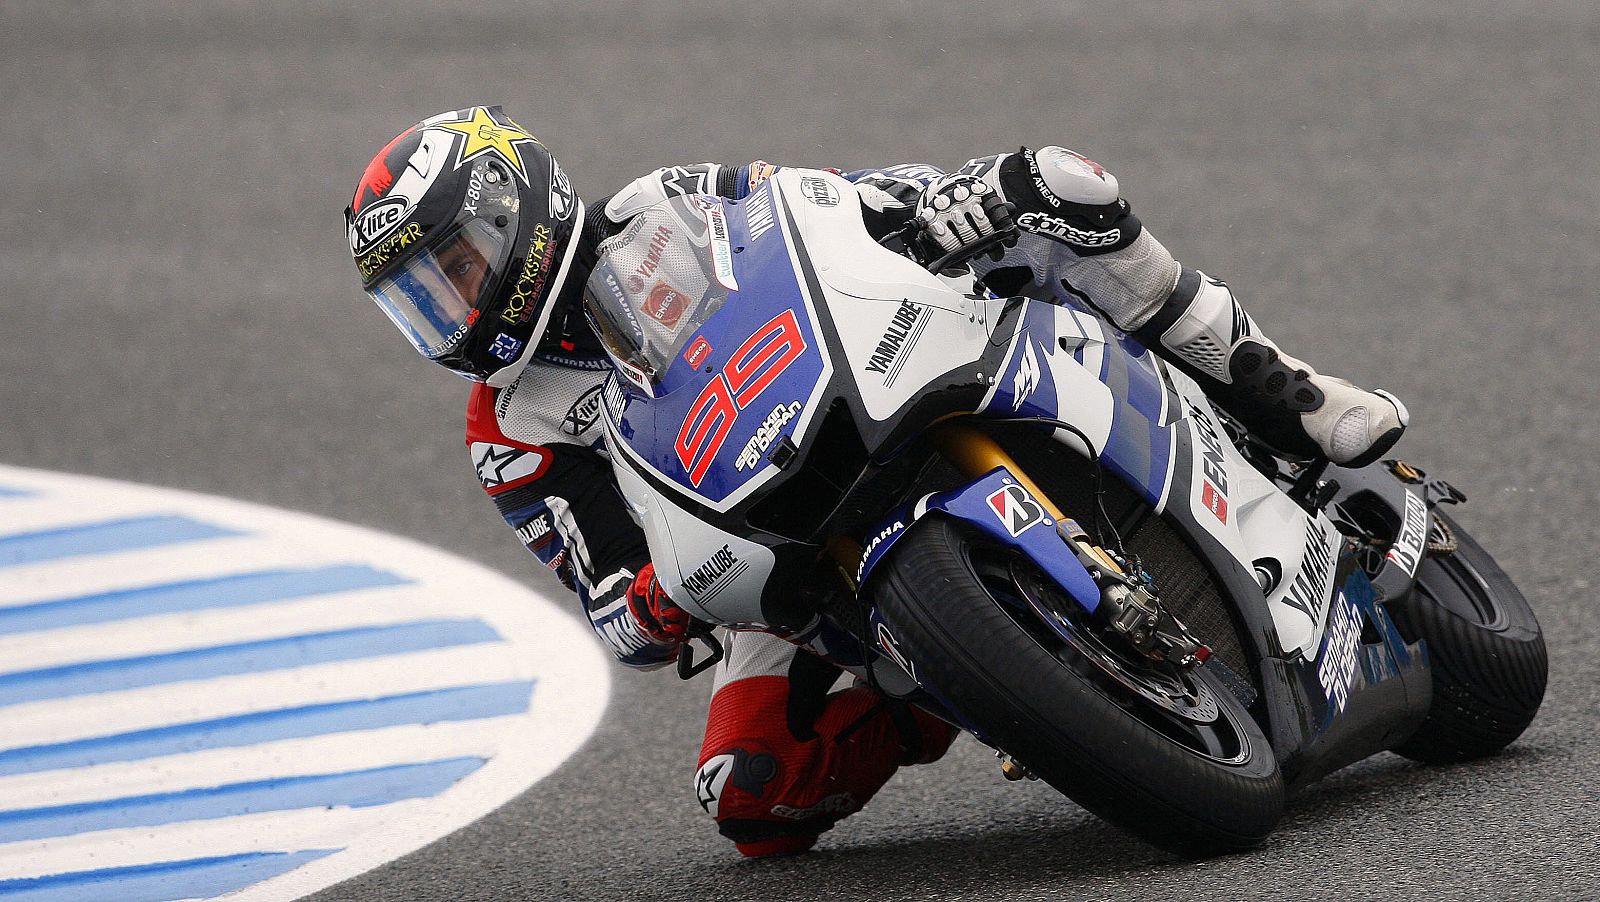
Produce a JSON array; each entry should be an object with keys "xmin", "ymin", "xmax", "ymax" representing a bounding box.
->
[
  {"xmin": 0, "ymin": 850, "xmax": 340, "ymax": 902},
  {"xmin": 0, "ymin": 619, "xmax": 502, "ymax": 706},
  {"xmin": 0, "ymin": 464, "xmax": 610, "ymax": 901},
  {"xmin": 0, "ymin": 565, "xmax": 410, "ymax": 635},
  {"xmin": 0, "ymin": 514, "xmax": 239, "ymax": 568},
  {"xmin": 0, "ymin": 681, "xmax": 535, "ymax": 777},
  {"xmin": 0, "ymin": 757, "xmax": 487, "ymax": 844}
]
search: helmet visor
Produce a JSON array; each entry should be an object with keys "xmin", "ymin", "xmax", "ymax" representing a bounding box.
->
[{"xmin": 366, "ymin": 218, "xmax": 510, "ymax": 359}]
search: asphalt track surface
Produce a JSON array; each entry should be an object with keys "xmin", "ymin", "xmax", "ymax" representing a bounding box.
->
[{"xmin": 3, "ymin": 1, "xmax": 1597, "ymax": 899}]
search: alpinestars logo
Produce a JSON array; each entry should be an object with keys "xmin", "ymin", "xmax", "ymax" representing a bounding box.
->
[
  {"xmin": 471, "ymin": 442, "xmax": 547, "ymax": 493},
  {"xmin": 1017, "ymin": 211, "xmax": 1121, "ymax": 250},
  {"xmin": 1012, "ymin": 340, "xmax": 1042, "ymax": 411},
  {"xmin": 694, "ymin": 754, "xmax": 735, "ymax": 817},
  {"xmin": 986, "ymin": 483, "xmax": 1047, "ymax": 537},
  {"xmin": 680, "ymin": 544, "xmax": 750, "ymax": 604}
]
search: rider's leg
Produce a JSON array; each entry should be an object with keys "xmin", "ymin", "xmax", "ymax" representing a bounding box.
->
[
  {"xmin": 982, "ymin": 145, "xmax": 1408, "ymax": 467},
  {"xmin": 693, "ymin": 630, "xmax": 957, "ymax": 857},
  {"xmin": 1126, "ymin": 267, "xmax": 1408, "ymax": 467}
]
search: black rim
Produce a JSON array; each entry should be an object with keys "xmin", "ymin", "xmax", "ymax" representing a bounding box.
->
[
  {"xmin": 965, "ymin": 541, "xmax": 1256, "ymax": 766},
  {"xmin": 1419, "ymin": 547, "xmax": 1508, "ymax": 630}
]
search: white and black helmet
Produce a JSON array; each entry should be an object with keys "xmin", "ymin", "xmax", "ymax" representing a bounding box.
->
[{"xmin": 345, "ymin": 105, "xmax": 586, "ymax": 385}]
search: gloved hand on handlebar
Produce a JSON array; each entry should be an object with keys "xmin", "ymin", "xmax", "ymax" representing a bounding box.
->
[
  {"xmin": 911, "ymin": 174, "xmax": 1018, "ymax": 265},
  {"xmin": 625, "ymin": 563, "xmax": 692, "ymax": 647}
]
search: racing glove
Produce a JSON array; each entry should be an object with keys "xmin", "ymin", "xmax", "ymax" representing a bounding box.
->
[
  {"xmin": 911, "ymin": 174, "xmax": 1018, "ymax": 261},
  {"xmin": 625, "ymin": 563, "xmax": 692, "ymax": 647}
]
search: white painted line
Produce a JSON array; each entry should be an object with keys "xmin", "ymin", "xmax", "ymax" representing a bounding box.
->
[
  {"xmin": 2, "ymin": 644, "xmax": 526, "ymax": 749},
  {"xmin": 0, "ymin": 464, "xmax": 612, "ymax": 901},
  {"xmin": 0, "ymin": 583, "xmax": 460, "ymax": 675},
  {"xmin": 0, "ymin": 717, "xmax": 522, "ymax": 812}
]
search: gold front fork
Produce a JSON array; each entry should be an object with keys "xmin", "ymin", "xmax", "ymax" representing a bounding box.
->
[{"xmin": 929, "ymin": 419, "xmax": 1125, "ymax": 576}]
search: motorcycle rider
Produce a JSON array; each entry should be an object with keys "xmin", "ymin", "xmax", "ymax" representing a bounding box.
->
[{"xmin": 345, "ymin": 106, "xmax": 1407, "ymax": 857}]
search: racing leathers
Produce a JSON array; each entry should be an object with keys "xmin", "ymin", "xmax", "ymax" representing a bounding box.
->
[{"xmin": 464, "ymin": 150, "xmax": 1406, "ymax": 855}]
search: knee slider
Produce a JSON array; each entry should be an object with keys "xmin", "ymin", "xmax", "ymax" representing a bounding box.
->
[{"xmin": 1033, "ymin": 145, "xmax": 1120, "ymax": 206}]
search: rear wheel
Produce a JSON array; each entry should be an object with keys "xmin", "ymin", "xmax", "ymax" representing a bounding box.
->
[
  {"xmin": 872, "ymin": 517, "xmax": 1283, "ymax": 857},
  {"xmin": 1390, "ymin": 511, "xmax": 1547, "ymax": 763}
]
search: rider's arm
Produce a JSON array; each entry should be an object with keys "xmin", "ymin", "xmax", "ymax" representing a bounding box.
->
[{"xmin": 464, "ymin": 382, "xmax": 685, "ymax": 670}]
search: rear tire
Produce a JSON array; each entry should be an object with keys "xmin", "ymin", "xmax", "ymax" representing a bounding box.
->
[
  {"xmin": 1391, "ymin": 511, "xmax": 1547, "ymax": 763},
  {"xmin": 871, "ymin": 517, "xmax": 1283, "ymax": 857}
]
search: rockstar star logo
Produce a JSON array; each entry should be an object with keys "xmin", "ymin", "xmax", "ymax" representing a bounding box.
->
[{"xmin": 433, "ymin": 107, "xmax": 542, "ymax": 184}]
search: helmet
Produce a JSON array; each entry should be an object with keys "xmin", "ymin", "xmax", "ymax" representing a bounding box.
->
[{"xmin": 345, "ymin": 106, "xmax": 586, "ymax": 385}]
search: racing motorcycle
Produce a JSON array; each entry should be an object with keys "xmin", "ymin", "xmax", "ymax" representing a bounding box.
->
[{"xmin": 584, "ymin": 169, "xmax": 1548, "ymax": 856}]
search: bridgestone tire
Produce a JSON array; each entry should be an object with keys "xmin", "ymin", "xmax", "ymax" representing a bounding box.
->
[
  {"xmin": 871, "ymin": 517, "xmax": 1283, "ymax": 858},
  {"xmin": 1391, "ymin": 512, "xmax": 1547, "ymax": 763}
]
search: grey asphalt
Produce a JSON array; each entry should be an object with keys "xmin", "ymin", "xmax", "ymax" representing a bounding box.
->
[{"xmin": 3, "ymin": 0, "xmax": 1598, "ymax": 899}]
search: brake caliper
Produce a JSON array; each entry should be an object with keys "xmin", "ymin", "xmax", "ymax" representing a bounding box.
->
[{"xmin": 1061, "ymin": 525, "xmax": 1211, "ymax": 669}]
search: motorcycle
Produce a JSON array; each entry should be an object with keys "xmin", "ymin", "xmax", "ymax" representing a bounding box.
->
[{"xmin": 583, "ymin": 169, "xmax": 1548, "ymax": 856}]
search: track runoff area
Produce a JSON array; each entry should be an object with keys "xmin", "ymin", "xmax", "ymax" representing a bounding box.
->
[{"xmin": 0, "ymin": 464, "xmax": 609, "ymax": 901}]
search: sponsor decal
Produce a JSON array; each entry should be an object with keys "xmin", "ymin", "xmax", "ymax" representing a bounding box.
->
[
  {"xmin": 705, "ymin": 204, "xmax": 740, "ymax": 290},
  {"xmin": 351, "ymin": 198, "xmax": 408, "ymax": 253},
  {"xmin": 603, "ymin": 376, "xmax": 628, "ymax": 419},
  {"xmin": 626, "ymin": 224, "xmax": 676, "ymax": 292},
  {"xmin": 500, "ymin": 223, "xmax": 558, "ymax": 325},
  {"xmin": 858, "ymin": 519, "xmax": 906, "ymax": 581},
  {"xmin": 1386, "ymin": 489, "xmax": 1428, "ymax": 577},
  {"xmin": 744, "ymin": 185, "xmax": 777, "ymax": 242},
  {"xmin": 1282, "ymin": 518, "xmax": 1337, "ymax": 624},
  {"xmin": 1016, "ymin": 211, "xmax": 1121, "ymax": 249},
  {"xmin": 863, "ymin": 300, "xmax": 928, "ymax": 386},
  {"xmin": 1012, "ymin": 339, "xmax": 1042, "ymax": 411},
  {"xmin": 1023, "ymin": 148, "xmax": 1062, "ymax": 210},
  {"xmin": 433, "ymin": 106, "xmax": 543, "ymax": 184},
  {"xmin": 735, "ymin": 400, "xmax": 803, "ymax": 471},
  {"xmin": 695, "ymin": 754, "xmax": 735, "ymax": 817},
  {"xmin": 644, "ymin": 280, "xmax": 691, "ymax": 329},
  {"xmin": 772, "ymin": 793, "xmax": 856, "ymax": 820},
  {"xmin": 1187, "ymin": 401, "xmax": 1231, "ymax": 524},
  {"xmin": 746, "ymin": 160, "xmax": 778, "ymax": 193},
  {"xmin": 986, "ymin": 483, "xmax": 1047, "ymax": 537},
  {"xmin": 799, "ymin": 175, "xmax": 840, "ymax": 206},
  {"xmin": 680, "ymin": 543, "xmax": 750, "ymax": 604},
  {"xmin": 357, "ymin": 221, "xmax": 426, "ymax": 279},
  {"xmin": 471, "ymin": 442, "xmax": 549, "ymax": 493},
  {"xmin": 676, "ymin": 309, "xmax": 807, "ymax": 486},
  {"xmin": 430, "ymin": 319, "xmax": 474, "ymax": 356},
  {"xmin": 683, "ymin": 335, "xmax": 713, "ymax": 369},
  {"xmin": 548, "ymin": 159, "xmax": 575, "ymax": 221},
  {"xmin": 562, "ymin": 384, "xmax": 605, "ymax": 436},
  {"xmin": 488, "ymin": 332, "xmax": 524, "ymax": 363},
  {"xmin": 1317, "ymin": 591, "xmax": 1363, "ymax": 713},
  {"xmin": 874, "ymin": 623, "xmax": 917, "ymax": 680},
  {"xmin": 514, "ymin": 513, "xmax": 555, "ymax": 552}
]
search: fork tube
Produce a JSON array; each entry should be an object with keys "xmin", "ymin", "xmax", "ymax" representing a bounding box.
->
[{"xmin": 930, "ymin": 420, "xmax": 1075, "ymax": 532}]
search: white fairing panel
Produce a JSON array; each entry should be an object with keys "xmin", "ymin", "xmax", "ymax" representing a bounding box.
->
[
  {"xmin": 781, "ymin": 170, "xmax": 1002, "ymax": 422},
  {"xmin": 604, "ymin": 400, "xmax": 775, "ymax": 627}
]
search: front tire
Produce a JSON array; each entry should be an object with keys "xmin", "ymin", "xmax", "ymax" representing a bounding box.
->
[
  {"xmin": 871, "ymin": 517, "xmax": 1283, "ymax": 857},
  {"xmin": 1390, "ymin": 511, "xmax": 1547, "ymax": 763}
]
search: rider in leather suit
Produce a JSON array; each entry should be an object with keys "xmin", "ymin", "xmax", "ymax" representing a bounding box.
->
[{"xmin": 346, "ymin": 107, "xmax": 1407, "ymax": 857}]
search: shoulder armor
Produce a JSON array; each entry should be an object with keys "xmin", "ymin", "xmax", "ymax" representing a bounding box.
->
[{"xmin": 604, "ymin": 164, "xmax": 726, "ymax": 222}]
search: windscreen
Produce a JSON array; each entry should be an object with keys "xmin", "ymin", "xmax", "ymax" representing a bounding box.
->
[{"xmin": 585, "ymin": 197, "xmax": 735, "ymax": 391}]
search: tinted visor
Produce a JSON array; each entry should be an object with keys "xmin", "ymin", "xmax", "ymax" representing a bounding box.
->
[{"xmin": 367, "ymin": 218, "xmax": 510, "ymax": 358}]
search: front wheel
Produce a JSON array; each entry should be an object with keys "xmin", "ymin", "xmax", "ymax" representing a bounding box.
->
[
  {"xmin": 871, "ymin": 517, "xmax": 1283, "ymax": 857},
  {"xmin": 1390, "ymin": 511, "xmax": 1547, "ymax": 763}
]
